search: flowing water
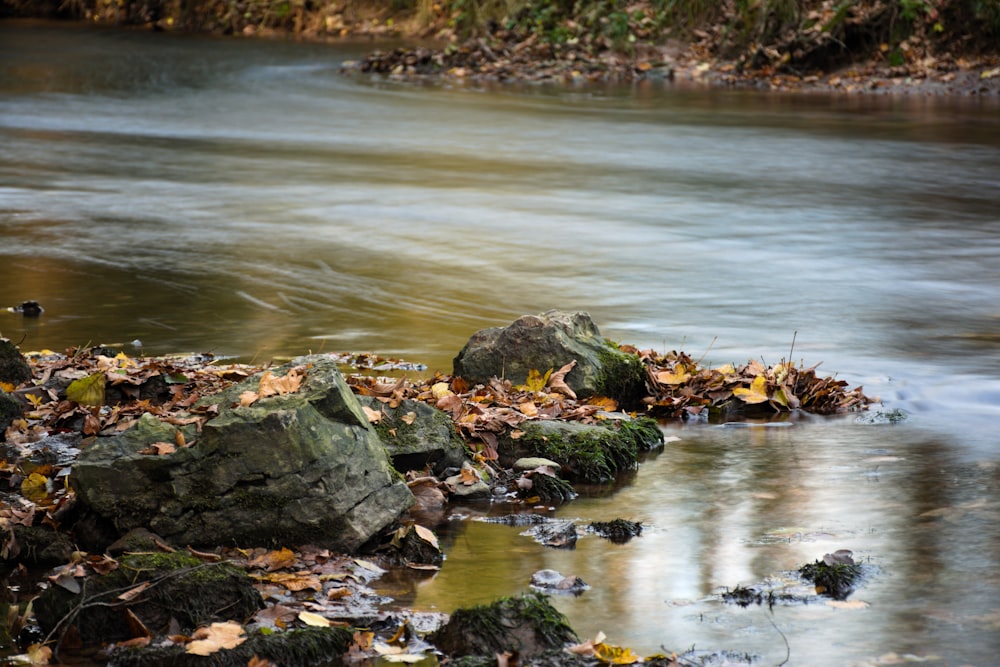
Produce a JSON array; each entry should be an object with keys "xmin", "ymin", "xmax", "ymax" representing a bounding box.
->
[{"xmin": 2, "ymin": 19, "xmax": 1000, "ymax": 666}]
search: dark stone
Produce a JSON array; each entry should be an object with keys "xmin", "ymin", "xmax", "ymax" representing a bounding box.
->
[
  {"xmin": 431, "ymin": 593, "xmax": 578, "ymax": 657},
  {"xmin": 0, "ymin": 338, "xmax": 32, "ymax": 387},
  {"xmin": 2, "ymin": 525, "xmax": 75, "ymax": 565},
  {"xmin": 588, "ymin": 518, "xmax": 642, "ymax": 544},
  {"xmin": 70, "ymin": 355, "xmax": 413, "ymax": 551},
  {"xmin": 526, "ymin": 520, "xmax": 578, "ymax": 549},
  {"xmin": 0, "ymin": 390, "xmax": 21, "ymax": 437},
  {"xmin": 359, "ymin": 396, "xmax": 469, "ymax": 476},
  {"xmin": 453, "ymin": 311, "xmax": 647, "ymax": 406}
]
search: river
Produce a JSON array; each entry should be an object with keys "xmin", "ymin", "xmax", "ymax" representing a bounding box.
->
[{"xmin": 2, "ymin": 19, "xmax": 999, "ymax": 667}]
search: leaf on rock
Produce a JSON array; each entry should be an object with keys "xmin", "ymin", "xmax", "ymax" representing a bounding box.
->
[
  {"xmin": 594, "ymin": 641, "xmax": 641, "ymax": 665},
  {"xmin": 431, "ymin": 382, "xmax": 454, "ymax": 399},
  {"xmin": 239, "ymin": 390, "xmax": 260, "ymax": 407},
  {"xmin": 401, "ymin": 411, "xmax": 417, "ymax": 425},
  {"xmin": 258, "ymin": 367, "xmax": 306, "ymax": 398},
  {"xmin": 66, "ymin": 373, "xmax": 106, "ymax": 406},
  {"xmin": 524, "ymin": 368, "xmax": 552, "ymax": 393},
  {"xmin": 656, "ymin": 368, "xmax": 690, "ymax": 385},
  {"xmin": 298, "ymin": 611, "xmax": 331, "ymax": 627},
  {"xmin": 547, "ymin": 360, "xmax": 578, "ymax": 399},
  {"xmin": 20, "ymin": 473, "xmax": 50, "ymax": 504},
  {"xmin": 362, "ymin": 405, "xmax": 383, "ymax": 423},
  {"xmin": 733, "ymin": 375, "xmax": 770, "ymax": 404},
  {"xmin": 185, "ymin": 621, "xmax": 246, "ymax": 655},
  {"xmin": 413, "ymin": 524, "xmax": 439, "ymax": 550},
  {"xmin": 138, "ymin": 442, "xmax": 176, "ymax": 456}
]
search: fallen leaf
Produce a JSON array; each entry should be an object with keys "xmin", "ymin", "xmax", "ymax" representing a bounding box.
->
[
  {"xmin": 239, "ymin": 390, "xmax": 259, "ymax": 407},
  {"xmin": 138, "ymin": 442, "xmax": 176, "ymax": 456},
  {"xmin": 431, "ymin": 382, "xmax": 453, "ymax": 399},
  {"xmin": 413, "ymin": 524, "xmax": 439, "ymax": 549},
  {"xmin": 524, "ymin": 368, "xmax": 552, "ymax": 393},
  {"xmin": 362, "ymin": 405, "xmax": 382, "ymax": 423},
  {"xmin": 401, "ymin": 411, "xmax": 417, "ymax": 425},
  {"xmin": 185, "ymin": 621, "xmax": 246, "ymax": 655},
  {"xmin": 298, "ymin": 610, "xmax": 331, "ymax": 627},
  {"xmin": 733, "ymin": 375, "xmax": 770, "ymax": 404},
  {"xmin": 66, "ymin": 373, "xmax": 105, "ymax": 406},
  {"xmin": 547, "ymin": 360, "xmax": 577, "ymax": 399}
]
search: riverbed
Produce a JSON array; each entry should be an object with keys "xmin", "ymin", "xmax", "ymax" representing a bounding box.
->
[{"xmin": 2, "ymin": 19, "xmax": 999, "ymax": 667}]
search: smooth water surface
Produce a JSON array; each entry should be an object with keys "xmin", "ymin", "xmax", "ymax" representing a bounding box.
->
[{"xmin": 2, "ymin": 20, "xmax": 999, "ymax": 666}]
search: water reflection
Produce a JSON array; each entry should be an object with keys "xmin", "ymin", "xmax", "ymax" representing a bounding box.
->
[{"xmin": 2, "ymin": 20, "xmax": 1000, "ymax": 666}]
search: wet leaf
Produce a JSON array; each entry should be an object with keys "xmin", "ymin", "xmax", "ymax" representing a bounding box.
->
[
  {"xmin": 593, "ymin": 641, "xmax": 641, "ymax": 664},
  {"xmin": 413, "ymin": 524, "xmax": 439, "ymax": 549},
  {"xmin": 185, "ymin": 621, "xmax": 246, "ymax": 655},
  {"xmin": 298, "ymin": 611, "xmax": 331, "ymax": 627},
  {"xmin": 66, "ymin": 372, "xmax": 105, "ymax": 406},
  {"xmin": 20, "ymin": 472, "xmax": 50, "ymax": 503},
  {"xmin": 733, "ymin": 375, "xmax": 770, "ymax": 404}
]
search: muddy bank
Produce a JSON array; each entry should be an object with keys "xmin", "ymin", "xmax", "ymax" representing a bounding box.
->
[{"xmin": 2, "ymin": 0, "xmax": 998, "ymax": 96}]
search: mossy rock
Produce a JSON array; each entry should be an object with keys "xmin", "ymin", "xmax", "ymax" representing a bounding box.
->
[
  {"xmin": 106, "ymin": 626, "xmax": 353, "ymax": 667},
  {"xmin": 360, "ymin": 396, "xmax": 470, "ymax": 476},
  {"xmin": 453, "ymin": 311, "xmax": 647, "ymax": 407},
  {"xmin": 33, "ymin": 552, "xmax": 263, "ymax": 644},
  {"xmin": 0, "ymin": 338, "xmax": 32, "ymax": 387},
  {"xmin": 502, "ymin": 417, "xmax": 662, "ymax": 483},
  {"xmin": 432, "ymin": 593, "xmax": 578, "ymax": 657}
]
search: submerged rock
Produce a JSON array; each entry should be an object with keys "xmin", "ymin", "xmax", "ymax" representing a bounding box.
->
[
  {"xmin": 529, "ymin": 569, "xmax": 589, "ymax": 595},
  {"xmin": 70, "ymin": 355, "xmax": 413, "ymax": 551},
  {"xmin": 453, "ymin": 310, "xmax": 647, "ymax": 406}
]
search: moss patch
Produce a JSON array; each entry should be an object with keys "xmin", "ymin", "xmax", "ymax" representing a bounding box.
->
[
  {"xmin": 33, "ymin": 552, "xmax": 263, "ymax": 644},
  {"xmin": 432, "ymin": 593, "xmax": 578, "ymax": 657},
  {"xmin": 596, "ymin": 344, "xmax": 648, "ymax": 409}
]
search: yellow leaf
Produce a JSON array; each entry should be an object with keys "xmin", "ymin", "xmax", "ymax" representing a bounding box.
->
[
  {"xmin": 66, "ymin": 372, "xmax": 105, "ymax": 406},
  {"xmin": 298, "ymin": 611, "xmax": 331, "ymax": 627},
  {"xmin": 0, "ymin": 381, "xmax": 14, "ymax": 392},
  {"xmin": 431, "ymin": 382, "xmax": 453, "ymax": 399},
  {"xmin": 656, "ymin": 368, "xmax": 690, "ymax": 385},
  {"xmin": 593, "ymin": 642, "xmax": 640, "ymax": 665},
  {"xmin": 186, "ymin": 621, "xmax": 246, "ymax": 655},
  {"xmin": 21, "ymin": 473, "xmax": 50, "ymax": 503},
  {"xmin": 733, "ymin": 375, "xmax": 770, "ymax": 404},
  {"xmin": 518, "ymin": 401, "xmax": 538, "ymax": 417},
  {"xmin": 524, "ymin": 368, "xmax": 552, "ymax": 393}
]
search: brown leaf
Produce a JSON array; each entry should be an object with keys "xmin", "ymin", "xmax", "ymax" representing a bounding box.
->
[
  {"xmin": 185, "ymin": 621, "xmax": 246, "ymax": 655},
  {"xmin": 258, "ymin": 366, "xmax": 306, "ymax": 398},
  {"xmin": 362, "ymin": 405, "xmax": 383, "ymax": 423},
  {"xmin": 547, "ymin": 360, "xmax": 577, "ymax": 399},
  {"xmin": 401, "ymin": 411, "xmax": 417, "ymax": 425},
  {"xmin": 138, "ymin": 442, "xmax": 176, "ymax": 456}
]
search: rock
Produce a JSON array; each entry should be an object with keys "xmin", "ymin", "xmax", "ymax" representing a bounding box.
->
[
  {"xmin": 500, "ymin": 417, "xmax": 663, "ymax": 483},
  {"xmin": 33, "ymin": 551, "xmax": 263, "ymax": 644},
  {"xmin": 444, "ymin": 462, "xmax": 492, "ymax": 500},
  {"xmin": 70, "ymin": 355, "xmax": 413, "ymax": 551},
  {"xmin": 0, "ymin": 338, "xmax": 32, "ymax": 387},
  {"xmin": 453, "ymin": 310, "xmax": 647, "ymax": 406},
  {"xmin": 588, "ymin": 518, "xmax": 642, "ymax": 544},
  {"xmin": 513, "ymin": 457, "xmax": 561, "ymax": 473},
  {"xmin": 529, "ymin": 569, "xmax": 589, "ymax": 595},
  {"xmin": 431, "ymin": 593, "xmax": 578, "ymax": 657},
  {"xmin": 0, "ymin": 389, "xmax": 21, "ymax": 438},
  {"xmin": 359, "ymin": 396, "xmax": 468, "ymax": 476},
  {"xmin": 3, "ymin": 526, "xmax": 75, "ymax": 565},
  {"xmin": 525, "ymin": 520, "xmax": 578, "ymax": 549}
]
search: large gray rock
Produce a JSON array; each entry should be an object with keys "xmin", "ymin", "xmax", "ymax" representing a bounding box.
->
[
  {"xmin": 71, "ymin": 355, "xmax": 413, "ymax": 551},
  {"xmin": 453, "ymin": 310, "xmax": 647, "ymax": 405}
]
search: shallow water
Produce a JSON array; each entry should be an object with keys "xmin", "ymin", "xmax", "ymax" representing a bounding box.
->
[{"xmin": 2, "ymin": 20, "xmax": 1000, "ymax": 666}]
